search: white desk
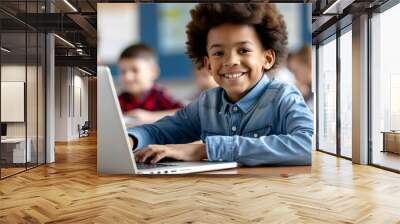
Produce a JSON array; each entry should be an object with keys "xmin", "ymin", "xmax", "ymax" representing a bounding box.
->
[
  {"xmin": 123, "ymin": 116, "xmax": 148, "ymax": 128},
  {"xmin": 1, "ymin": 138, "xmax": 31, "ymax": 163}
]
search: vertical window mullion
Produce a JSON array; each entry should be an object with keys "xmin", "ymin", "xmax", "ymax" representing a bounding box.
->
[
  {"xmin": 316, "ymin": 44, "xmax": 320, "ymax": 151},
  {"xmin": 25, "ymin": 0, "xmax": 28, "ymax": 171},
  {"xmin": 0, "ymin": 19, "xmax": 2, "ymax": 179},
  {"xmin": 36, "ymin": 0, "xmax": 39, "ymax": 167},
  {"xmin": 336, "ymin": 27, "xmax": 341, "ymax": 157}
]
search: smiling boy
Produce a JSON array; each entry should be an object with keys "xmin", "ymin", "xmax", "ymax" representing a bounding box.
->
[{"xmin": 129, "ymin": 3, "xmax": 314, "ymax": 166}]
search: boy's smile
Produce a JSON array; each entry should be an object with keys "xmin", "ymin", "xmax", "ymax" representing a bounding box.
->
[{"xmin": 204, "ymin": 24, "xmax": 275, "ymax": 102}]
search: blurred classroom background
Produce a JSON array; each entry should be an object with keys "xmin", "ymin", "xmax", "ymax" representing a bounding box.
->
[{"xmin": 97, "ymin": 3, "xmax": 312, "ymax": 103}]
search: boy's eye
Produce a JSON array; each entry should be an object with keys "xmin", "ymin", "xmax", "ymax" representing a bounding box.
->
[
  {"xmin": 212, "ymin": 51, "xmax": 224, "ymax": 57},
  {"xmin": 238, "ymin": 48, "xmax": 250, "ymax": 54}
]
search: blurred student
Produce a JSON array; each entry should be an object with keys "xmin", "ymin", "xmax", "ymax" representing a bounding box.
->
[
  {"xmin": 128, "ymin": 3, "xmax": 314, "ymax": 166},
  {"xmin": 191, "ymin": 62, "xmax": 219, "ymax": 100},
  {"xmin": 118, "ymin": 43, "xmax": 183, "ymax": 124},
  {"xmin": 287, "ymin": 45, "xmax": 313, "ymax": 111}
]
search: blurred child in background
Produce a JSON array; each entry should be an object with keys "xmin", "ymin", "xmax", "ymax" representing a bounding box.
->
[
  {"xmin": 118, "ymin": 43, "xmax": 183, "ymax": 125},
  {"xmin": 287, "ymin": 45, "xmax": 313, "ymax": 112}
]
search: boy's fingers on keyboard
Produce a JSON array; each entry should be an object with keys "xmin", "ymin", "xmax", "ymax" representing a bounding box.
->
[
  {"xmin": 134, "ymin": 149, "xmax": 150, "ymax": 162},
  {"xmin": 140, "ymin": 149, "xmax": 156, "ymax": 163},
  {"xmin": 151, "ymin": 152, "xmax": 166, "ymax": 164},
  {"xmin": 140, "ymin": 145, "xmax": 166, "ymax": 163},
  {"xmin": 133, "ymin": 150, "xmax": 142, "ymax": 162}
]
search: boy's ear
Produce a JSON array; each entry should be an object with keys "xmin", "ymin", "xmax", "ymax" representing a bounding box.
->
[
  {"xmin": 263, "ymin": 49, "xmax": 276, "ymax": 70},
  {"xmin": 203, "ymin": 56, "xmax": 212, "ymax": 72},
  {"xmin": 151, "ymin": 62, "xmax": 160, "ymax": 80}
]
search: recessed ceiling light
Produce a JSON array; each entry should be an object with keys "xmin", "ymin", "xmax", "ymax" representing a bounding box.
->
[{"xmin": 1, "ymin": 47, "xmax": 11, "ymax": 53}]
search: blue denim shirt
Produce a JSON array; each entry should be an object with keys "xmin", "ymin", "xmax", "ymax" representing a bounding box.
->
[{"xmin": 128, "ymin": 74, "xmax": 314, "ymax": 166}]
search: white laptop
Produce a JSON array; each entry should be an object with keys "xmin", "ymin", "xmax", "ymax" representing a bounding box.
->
[{"xmin": 97, "ymin": 66, "xmax": 237, "ymax": 174}]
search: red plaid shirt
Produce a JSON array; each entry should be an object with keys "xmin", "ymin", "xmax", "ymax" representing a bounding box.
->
[{"xmin": 118, "ymin": 84, "xmax": 183, "ymax": 113}]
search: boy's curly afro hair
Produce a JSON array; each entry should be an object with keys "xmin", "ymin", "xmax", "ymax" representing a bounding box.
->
[{"xmin": 186, "ymin": 3, "xmax": 288, "ymax": 70}]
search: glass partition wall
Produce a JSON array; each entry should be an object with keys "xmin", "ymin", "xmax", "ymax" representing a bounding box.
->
[
  {"xmin": 370, "ymin": 2, "xmax": 400, "ymax": 171},
  {"xmin": 317, "ymin": 35, "xmax": 337, "ymax": 155},
  {"xmin": 316, "ymin": 25, "xmax": 353, "ymax": 159},
  {"xmin": 316, "ymin": 0, "xmax": 400, "ymax": 172},
  {"xmin": 339, "ymin": 27, "xmax": 352, "ymax": 159},
  {"xmin": 0, "ymin": 1, "xmax": 46, "ymax": 179}
]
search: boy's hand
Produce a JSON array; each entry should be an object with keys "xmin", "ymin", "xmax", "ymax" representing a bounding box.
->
[{"xmin": 134, "ymin": 144, "xmax": 207, "ymax": 164}]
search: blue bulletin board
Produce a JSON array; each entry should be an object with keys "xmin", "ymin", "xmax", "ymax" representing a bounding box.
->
[{"xmin": 139, "ymin": 4, "xmax": 194, "ymax": 80}]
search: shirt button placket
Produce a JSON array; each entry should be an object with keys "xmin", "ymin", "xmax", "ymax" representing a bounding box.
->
[
  {"xmin": 230, "ymin": 105, "xmax": 239, "ymax": 135},
  {"xmin": 231, "ymin": 126, "xmax": 237, "ymax": 132}
]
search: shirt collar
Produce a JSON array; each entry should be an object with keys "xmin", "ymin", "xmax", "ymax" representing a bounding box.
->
[{"xmin": 219, "ymin": 73, "xmax": 270, "ymax": 114}]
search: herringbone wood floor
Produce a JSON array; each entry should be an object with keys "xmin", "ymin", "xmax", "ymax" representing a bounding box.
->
[{"xmin": 1, "ymin": 135, "xmax": 400, "ymax": 223}]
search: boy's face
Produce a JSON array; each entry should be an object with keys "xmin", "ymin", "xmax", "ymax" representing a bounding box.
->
[
  {"xmin": 119, "ymin": 58, "xmax": 159, "ymax": 97},
  {"xmin": 204, "ymin": 24, "xmax": 275, "ymax": 102}
]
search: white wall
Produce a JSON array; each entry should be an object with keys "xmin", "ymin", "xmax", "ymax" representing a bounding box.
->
[
  {"xmin": 55, "ymin": 67, "xmax": 89, "ymax": 141},
  {"xmin": 97, "ymin": 3, "xmax": 139, "ymax": 64},
  {"xmin": 71, "ymin": 73, "xmax": 89, "ymax": 138},
  {"xmin": 55, "ymin": 67, "xmax": 69, "ymax": 141}
]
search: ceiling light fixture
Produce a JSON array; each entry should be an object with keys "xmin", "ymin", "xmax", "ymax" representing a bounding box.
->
[
  {"xmin": 63, "ymin": 0, "xmax": 78, "ymax": 12},
  {"xmin": 323, "ymin": 0, "xmax": 341, "ymax": 14},
  {"xmin": 322, "ymin": 0, "xmax": 354, "ymax": 15},
  {"xmin": 78, "ymin": 67, "xmax": 92, "ymax": 76},
  {"xmin": 1, "ymin": 47, "xmax": 11, "ymax": 53},
  {"xmin": 54, "ymin": 34, "xmax": 75, "ymax": 48}
]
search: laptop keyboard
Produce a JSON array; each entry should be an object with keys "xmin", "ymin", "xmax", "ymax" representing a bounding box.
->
[{"xmin": 136, "ymin": 163, "xmax": 175, "ymax": 170}]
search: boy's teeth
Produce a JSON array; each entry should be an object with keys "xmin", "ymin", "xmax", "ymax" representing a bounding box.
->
[{"xmin": 223, "ymin": 73, "xmax": 244, "ymax": 79}]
